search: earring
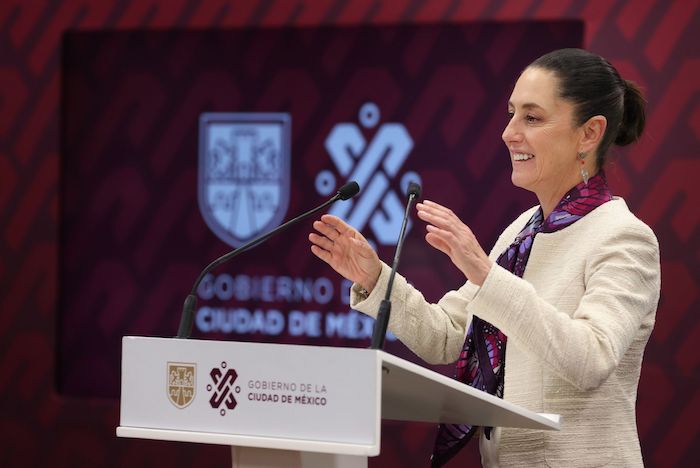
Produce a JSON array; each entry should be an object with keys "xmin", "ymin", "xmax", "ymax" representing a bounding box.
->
[{"xmin": 578, "ymin": 152, "xmax": 589, "ymax": 185}]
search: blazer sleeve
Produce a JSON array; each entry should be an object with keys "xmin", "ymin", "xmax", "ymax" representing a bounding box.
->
[
  {"xmin": 466, "ymin": 222, "xmax": 661, "ymax": 391},
  {"xmin": 349, "ymin": 207, "xmax": 537, "ymax": 365},
  {"xmin": 350, "ymin": 261, "xmax": 480, "ymax": 364}
]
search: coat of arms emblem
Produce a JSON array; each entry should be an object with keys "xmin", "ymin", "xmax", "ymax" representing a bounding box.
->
[
  {"xmin": 167, "ymin": 362, "xmax": 196, "ymax": 408},
  {"xmin": 199, "ymin": 113, "xmax": 291, "ymax": 248}
]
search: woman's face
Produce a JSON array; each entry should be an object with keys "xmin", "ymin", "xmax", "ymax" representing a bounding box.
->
[{"xmin": 502, "ymin": 67, "xmax": 584, "ymax": 204}]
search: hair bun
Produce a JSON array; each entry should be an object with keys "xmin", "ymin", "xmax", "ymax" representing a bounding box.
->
[{"xmin": 615, "ymin": 80, "xmax": 646, "ymax": 146}]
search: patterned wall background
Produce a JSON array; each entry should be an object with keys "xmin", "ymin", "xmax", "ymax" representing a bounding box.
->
[{"xmin": 0, "ymin": 1, "xmax": 698, "ymax": 467}]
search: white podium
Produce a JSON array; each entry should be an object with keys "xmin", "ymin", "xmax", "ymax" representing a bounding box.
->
[{"xmin": 117, "ymin": 337, "xmax": 560, "ymax": 467}]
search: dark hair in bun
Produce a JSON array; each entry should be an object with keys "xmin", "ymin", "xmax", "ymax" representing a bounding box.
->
[
  {"xmin": 615, "ymin": 80, "xmax": 646, "ymax": 146},
  {"xmin": 529, "ymin": 48, "xmax": 646, "ymax": 168}
]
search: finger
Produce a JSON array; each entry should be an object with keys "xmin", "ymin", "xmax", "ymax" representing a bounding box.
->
[
  {"xmin": 422, "ymin": 199, "xmax": 449, "ymax": 210},
  {"xmin": 421, "ymin": 204, "xmax": 462, "ymax": 230},
  {"xmin": 416, "ymin": 202, "xmax": 454, "ymax": 223},
  {"xmin": 426, "ymin": 224, "xmax": 456, "ymax": 245},
  {"xmin": 417, "ymin": 209, "xmax": 452, "ymax": 230},
  {"xmin": 416, "ymin": 207, "xmax": 441, "ymax": 220},
  {"xmin": 313, "ymin": 220, "xmax": 341, "ymax": 240},
  {"xmin": 309, "ymin": 232, "xmax": 335, "ymax": 251},
  {"xmin": 425, "ymin": 232, "xmax": 452, "ymax": 256},
  {"xmin": 310, "ymin": 244, "xmax": 332, "ymax": 264},
  {"xmin": 426, "ymin": 226, "xmax": 462, "ymax": 258},
  {"xmin": 320, "ymin": 214, "xmax": 353, "ymax": 234},
  {"xmin": 422, "ymin": 200, "xmax": 454, "ymax": 216}
]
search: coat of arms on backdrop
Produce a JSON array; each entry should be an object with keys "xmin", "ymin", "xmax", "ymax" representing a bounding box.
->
[{"xmin": 198, "ymin": 113, "xmax": 291, "ymax": 248}]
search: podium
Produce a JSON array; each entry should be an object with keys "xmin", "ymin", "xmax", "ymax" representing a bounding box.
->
[{"xmin": 117, "ymin": 337, "xmax": 560, "ymax": 467}]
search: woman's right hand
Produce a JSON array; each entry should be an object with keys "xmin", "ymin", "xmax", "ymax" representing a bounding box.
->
[{"xmin": 309, "ymin": 214, "xmax": 382, "ymax": 293}]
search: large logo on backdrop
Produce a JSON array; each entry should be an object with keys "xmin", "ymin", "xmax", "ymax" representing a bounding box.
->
[
  {"xmin": 207, "ymin": 361, "xmax": 241, "ymax": 416},
  {"xmin": 167, "ymin": 362, "xmax": 196, "ymax": 408},
  {"xmin": 319, "ymin": 102, "xmax": 419, "ymax": 245},
  {"xmin": 199, "ymin": 113, "xmax": 291, "ymax": 248}
]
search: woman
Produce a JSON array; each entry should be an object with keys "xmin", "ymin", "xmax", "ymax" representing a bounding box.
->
[{"xmin": 309, "ymin": 49, "xmax": 660, "ymax": 467}]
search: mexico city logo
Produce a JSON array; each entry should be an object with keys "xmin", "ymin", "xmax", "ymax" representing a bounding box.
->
[
  {"xmin": 167, "ymin": 362, "xmax": 196, "ymax": 409},
  {"xmin": 207, "ymin": 361, "xmax": 241, "ymax": 416},
  {"xmin": 199, "ymin": 113, "xmax": 291, "ymax": 248},
  {"xmin": 319, "ymin": 102, "xmax": 420, "ymax": 245}
]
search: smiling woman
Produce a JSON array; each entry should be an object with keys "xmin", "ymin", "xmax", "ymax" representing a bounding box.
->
[
  {"xmin": 503, "ymin": 67, "xmax": 598, "ymax": 216},
  {"xmin": 503, "ymin": 49, "xmax": 645, "ymax": 218},
  {"xmin": 309, "ymin": 48, "xmax": 660, "ymax": 467}
]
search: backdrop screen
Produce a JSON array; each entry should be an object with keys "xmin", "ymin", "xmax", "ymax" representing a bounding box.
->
[{"xmin": 58, "ymin": 22, "xmax": 583, "ymax": 397}]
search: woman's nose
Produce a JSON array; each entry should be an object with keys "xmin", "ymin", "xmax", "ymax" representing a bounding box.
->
[{"xmin": 502, "ymin": 117, "xmax": 520, "ymax": 144}]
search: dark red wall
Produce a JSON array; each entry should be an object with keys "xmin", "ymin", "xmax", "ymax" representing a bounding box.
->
[{"xmin": 1, "ymin": 1, "xmax": 698, "ymax": 467}]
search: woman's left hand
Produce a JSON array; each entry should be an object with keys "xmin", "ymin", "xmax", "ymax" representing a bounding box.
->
[{"xmin": 416, "ymin": 200, "xmax": 493, "ymax": 286}]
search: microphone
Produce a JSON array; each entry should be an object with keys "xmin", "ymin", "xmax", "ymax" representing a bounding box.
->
[
  {"xmin": 370, "ymin": 181, "xmax": 421, "ymax": 349},
  {"xmin": 176, "ymin": 181, "xmax": 361, "ymax": 338}
]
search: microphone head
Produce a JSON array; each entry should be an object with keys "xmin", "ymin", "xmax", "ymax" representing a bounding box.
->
[
  {"xmin": 337, "ymin": 181, "xmax": 360, "ymax": 200},
  {"xmin": 407, "ymin": 181, "xmax": 422, "ymax": 199}
]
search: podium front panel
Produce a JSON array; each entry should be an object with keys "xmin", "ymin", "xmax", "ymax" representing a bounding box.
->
[{"xmin": 120, "ymin": 337, "xmax": 380, "ymax": 448}]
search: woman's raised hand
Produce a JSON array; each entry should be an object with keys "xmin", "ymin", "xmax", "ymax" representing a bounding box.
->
[
  {"xmin": 416, "ymin": 200, "xmax": 493, "ymax": 286},
  {"xmin": 309, "ymin": 214, "xmax": 382, "ymax": 292}
]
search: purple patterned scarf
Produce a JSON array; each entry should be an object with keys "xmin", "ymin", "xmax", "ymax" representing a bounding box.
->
[{"xmin": 431, "ymin": 171, "xmax": 613, "ymax": 467}]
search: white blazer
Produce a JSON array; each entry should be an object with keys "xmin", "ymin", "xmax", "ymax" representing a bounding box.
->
[{"xmin": 351, "ymin": 198, "xmax": 660, "ymax": 467}]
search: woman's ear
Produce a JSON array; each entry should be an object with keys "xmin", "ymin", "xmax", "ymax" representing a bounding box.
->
[{"xmin": 579, "ymin": 115, "xmax": 607, "ymax": 153}]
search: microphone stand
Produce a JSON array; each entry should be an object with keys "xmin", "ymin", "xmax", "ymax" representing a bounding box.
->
[
  {"xmin": 177, "ymin": 182, "xmax": 359, "ymax": 339},
  {"xmin": 370, "ymin": 186, "xmax": 419, "ymax": 350}
]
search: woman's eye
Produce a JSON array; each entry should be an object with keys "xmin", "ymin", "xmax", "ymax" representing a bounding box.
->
[
  {"xmin": 507, "ymin": 111, "xmax": 514, "ymax": 119},
  {"xmin": 525, "ymin": 115, "xmax": 539, "ymax": 123}
]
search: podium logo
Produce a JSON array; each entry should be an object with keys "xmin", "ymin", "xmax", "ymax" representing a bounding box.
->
[
  {"xmin": 207, "ymin": 361, "xmax": 241, "ymax": 416},
  {"xmin": 319, "ymin": 102, "xmax": 419, "ymax": 245},
  {"xmin": 167, "ymin": 362, "xmax": 196, "ymax": 409},
  {"xmin": 199, "ymin": 113, "xmax": 291, "ymax": 248}
]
